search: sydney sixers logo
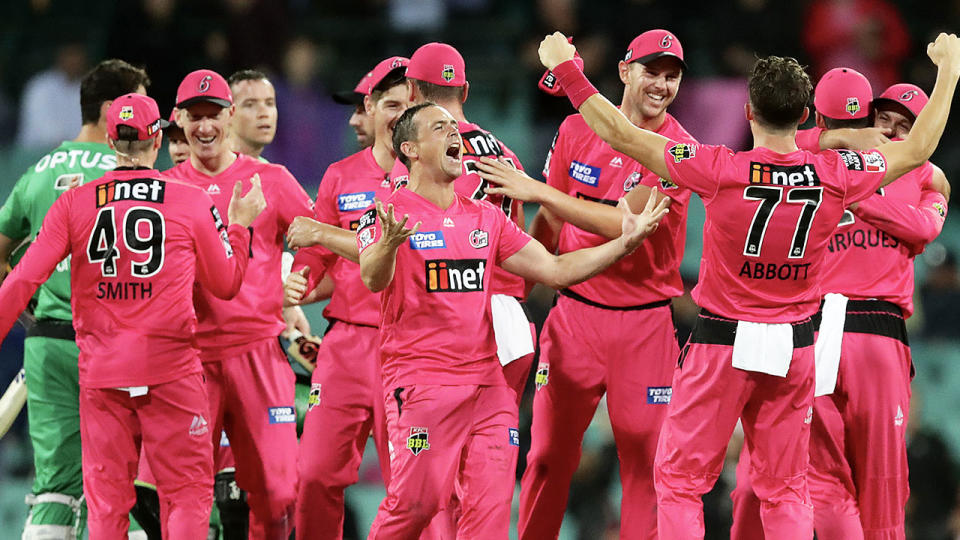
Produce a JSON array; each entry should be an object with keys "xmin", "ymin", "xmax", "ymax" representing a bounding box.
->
[
  {"xmin": 198, "ymin": 75, "xmax": 213, "ymax": 93},
  {"xmin": 469, "ymin": 229, "xmax": 488, "ymax": 249},
  {"xmin": 899, "ymin": 89, "xmax": 919, "ymax": 102},
  {"xmin": 660, "ymin": 34, "xmax": 673, "ymax": 49}
]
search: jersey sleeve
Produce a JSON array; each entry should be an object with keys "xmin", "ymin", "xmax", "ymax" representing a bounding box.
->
[
  {"xmin": 662, "ymin": 141, "xmax": 727, "ymax": 200},
  {"xmin": 830, "ymin": 149, "xmax": 890, "ymax": 205},
  {"xmin": 543, "ymin": 125, "xmax": 568, "ymax": 191},
  {"xmin": 193, "ymin": 198, "xmax": 252, "ymax": 300},
  {"xmin": 495, "ymin": 210, "xmax": 533, "ymax": 264},
  {"xmin": 795, "ymin": 128, "xmax": 823, "ymax": 153},
  {"xmin": 0, "ymin": 173, "xmax": 32, "ymax": 240},
  {"xmin": 273, "ymin": 166, "xmax": 315, "ymax": 229},
  {"xmin": 356, "ymin": 208, "xmax": 380, "ymax": 255},
  {"xmin": 0, "ymin": 191, "xmax": 72, "ymax": 339},
  {"xmin": 389, "ymin": 159, "xmax": 409, "ymax": 189},
  {"xmin": 313, "ymin": 165, "xmax": 342, "ymax": 227},
  {"xmin": 852, "ymin": 181, "xmax": 947, "ymax": 256}
]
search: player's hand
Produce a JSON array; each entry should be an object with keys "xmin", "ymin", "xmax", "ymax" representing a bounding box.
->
[
  {"xmin": 619, "ymin": 187, "xmax": 670, "ymax": 252},
  {"xmin": 475, "ymin": 157, "xmax": 545, "ymax": 203},
  {"xmin": 228, "ymin": 174, "xmax": 266, "ymax": 228},
  {"xmin": 927, "ymin": 32, "xmax": 960, "ymax": 73},
  {"xmin": 281, "ymin": 305, "xmax": 311, "ymax": 339},
  {"xmin": 286, "ymin": 216, "xmax": 326, "ymax": 250},
  {"xmin": 539, "ymin": 32, "xmax": 577, "ymax": 71},
  {"xmin": 284, "ymin": 266, "xmax": 310, "ymax": 306},
  {"xmin": 376, "ymin": 200, "xmax": 420, "ymax": 248}
]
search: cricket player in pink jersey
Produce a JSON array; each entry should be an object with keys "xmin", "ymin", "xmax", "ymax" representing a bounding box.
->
[
  {"xmin": 537, "ymin": 31, "xmax": 960, "ymax": 538},
  {"xmin": 731, "ymin": 81, "xmax": 950, "ymax": 540},
  {"xmin": 0, "ymin": 93, "xmax": 265, "ymax": 539},
  {"xmin": 388, "ymin": 42, "xmax": 537, "ymax": 401},
  {"xmin": 472, "ymin": 29, "xmax": 697, "ymax": 539},
  {"xmin": 358, "ymin": 102, "xmax": 670, "ymax": 539},
  {"xmin": 165, "ymin": 69, "xmax": 314, "ymax": 539},
  {"xmin": 282, "ymin": 55, "xmax": 410, "ymax": 540}
]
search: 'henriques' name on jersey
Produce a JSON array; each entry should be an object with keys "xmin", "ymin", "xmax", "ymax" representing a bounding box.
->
[
  {"xmin": 749, "ymin": 162, "xmax": 821, "ymax": 186},
  {"xmin": 425, "ymin": 259, "xmax": 485, "ymax": 292},
  {"xmin": 96, "ymin": 178, "xmax": 166, "ymax": 207}
]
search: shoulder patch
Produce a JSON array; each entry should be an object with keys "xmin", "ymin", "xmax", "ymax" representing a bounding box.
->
[
  {"xmin": 668, "ymin": 143, "xmax": 696, "ymax": 163},
  {"xmin": 836, "ymin": 149, "xmax": 864, "ymax": 171},
  {"xmin": 357, "ymin": 207, "xmax": 377, "ymax": 232}
]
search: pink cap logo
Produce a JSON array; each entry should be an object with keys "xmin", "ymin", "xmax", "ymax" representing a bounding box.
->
[
  {"xmin": 198, "ymin": 75, "xmax": 212, "ymax": 93},
  {"xmin": 660, "ymin": 34, "xmax": 673, "ymax": 49},
  {"xmin": 119, "ymin": 105, "xmax": 134, "ymax": 121},
  {"xmin": 391, "ymin": 58, "xmax": 403, "ymax": 68},
  {"xmin": 441, "ymin": 64, "xmax": 455, "ymax": 83},
  {"xmin": 899, "ymin": 89, "xmax": 919, "ymax": 102},
  {"xmin": 846, "ymin": 97, "xmax": 861, "ymax": 116}
]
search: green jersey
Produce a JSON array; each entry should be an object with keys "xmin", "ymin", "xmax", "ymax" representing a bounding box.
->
[{"xmin": 0, "ymin": 141, "xmax": 115, "ymax": 321}]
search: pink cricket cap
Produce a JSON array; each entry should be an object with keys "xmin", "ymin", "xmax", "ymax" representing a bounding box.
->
[
  {"xmin": 814, "ymin": 67, "xmax": 872, "ymax": 119},
  {"xmin": 406, "ymin": 43, "xmax": 466, "ymax": 87},
  {"xmin": 623, "ymin": 30, "xmax": 686, "ymax": 70},
  {"xmin": 873, "ymin": 83, "xmax": 928, "ymax": 120},
  {"xmin": 106, "ymin": 93, "xmax": 168, "ymax": 141},
  {"xmin": 176, "ymin": 69, "xmax": 233, "ymax": 109},
  {"xmin": 363, "ymin": 56, "xmax": 410, "ymax": 94}
]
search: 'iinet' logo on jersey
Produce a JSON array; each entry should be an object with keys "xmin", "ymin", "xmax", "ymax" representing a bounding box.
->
[
  {"xmin": 96, "ymin": 178, "xmax": 165, "ymax": 207},
  {"xmin": 749, "ymin": 162, "xmax": 821, "ymax": 186},
  {"xmin": 425, "ymin": 259, "xmax": 485, "ymax": 292}
]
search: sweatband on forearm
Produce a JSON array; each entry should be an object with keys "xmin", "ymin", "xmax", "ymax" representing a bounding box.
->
[{"xmin": 552, "ymin": 59, "xmax": 599, "ymax": 109}]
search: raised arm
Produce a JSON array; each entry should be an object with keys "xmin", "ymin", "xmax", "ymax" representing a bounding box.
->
[
  {"xmin": 875, "ymin": 33, "xmax": 960, "ymax": 186},
  {"xmin": 358, "ymin": 201, "xmax": 420, "ymax": 293},
  {"xmin": 287, "ymin": 216, "xmax": 360, "ymax": 263},
  {"xmin": 196, "ymin": 179, "xmax": 263, "ymax": 299},
  {"xmin": 852, "ymin": 165, "xmax": 950, "ymax": 254},
  {"xmin": 501, "ymin": 193, "xmax": 669, "ymax": 289},
  {"xmin": 477, "ymin": 157, "xmax": 669, "ymax": 239},
  {"xmin": 539, "ymin": 32, "xmax": 673, "ymax": 182}
]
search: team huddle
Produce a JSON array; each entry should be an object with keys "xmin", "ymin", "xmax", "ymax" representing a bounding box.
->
[{"xmin": 0, "ymin": 26, "xmax": 957, "ymax": 540}]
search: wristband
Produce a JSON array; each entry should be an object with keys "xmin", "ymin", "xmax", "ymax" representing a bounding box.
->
[{"xmin": 552, "ymin": 59, "xmax": 598, "ymax": 109}]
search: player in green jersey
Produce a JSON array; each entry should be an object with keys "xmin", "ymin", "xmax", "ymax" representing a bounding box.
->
[{"xmin": 0, "ymin": 59, "xmax": 151, "ymax": 540}]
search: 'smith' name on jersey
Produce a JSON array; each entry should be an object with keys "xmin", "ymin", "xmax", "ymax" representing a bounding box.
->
[
  {"xmin": 96, "ymin": 178, "xmax": 166, "ymax": 207},
  {"xmin": 425, "ymin": 259, "xmax": 485, "ymax": 292},
  {"xmin": 97, "ymin": 281, "xmax": 153, "ymax": 300},
  {"xmin": 749, "ymin": 162, "xmax": 821, "ymax": 186}
]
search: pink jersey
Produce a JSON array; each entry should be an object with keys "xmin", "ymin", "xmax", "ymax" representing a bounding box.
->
[
  {"xmin": 0, "ymin": 168, "xmax": 251, "ymax": 388},
  {"xmin": 293, "ymin": 147, "xmax": 393, "ymax": 327},
  {"xmin": 795, "ymin": 127, "xmax": 824, "ymax": 152},
  {"xmin": 389, "ymin": 121, "xmax": 527, "ymax": 299},
  {"xmin": 663, "ymin": 142, "xmax": 889, "ymax": 322},
  {"xmin": 166, "ymin": 154, "xmax": 313, "ymax": 357},
  {"xmin": 821, "ymin": 162, "xmax": 945, "ymax": 316},
  {"xmin": 356, "ymin": 189, "xmax": 531, "ymax": 389},
  {"xmin": 544, "ymin": 112, "xmax": 695, "ymax": 307}
]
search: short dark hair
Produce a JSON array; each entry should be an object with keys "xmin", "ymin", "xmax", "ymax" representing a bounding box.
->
[
  {"xmin": 112, "ymin": 125, "xmax": 154, "ymax": 154},
  {"xmin": 413, "ymin": 80, "xmax": 465, "ymax": 103},
  {"xmin": 822, "ymin": 115, "xmax": 871, "ymax": 130},
  {"xmin": 80, "ymin": 60, "xmax": 151, "ymax": 125},
  {"xmin": 748, "ymin": 56, "xmax": 812, "ymax": 130},
  {"xmin": 228, "ymin": 69, "xmax": 270, "ymax": 87},
  {"xmin": 392, "ymin": 102, "xmax": 437, "ymax": 168},
  {"xmin": 370, "ymin": 70, "xmax": 407, "ymax": 104}
]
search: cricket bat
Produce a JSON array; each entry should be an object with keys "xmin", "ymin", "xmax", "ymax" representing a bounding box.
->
[
  {"xmin": 0, "ymin": 368, "xmax": 26, "ymax": 439},
  {"xmin": 286, "ymin": 330, "xmax": 321, "ymax": 373}
]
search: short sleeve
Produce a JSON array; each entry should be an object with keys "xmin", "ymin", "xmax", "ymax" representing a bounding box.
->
[
  {"xmin": 0, "ymin": 174, "xmax": 31, "ymax": 240},
  {"xmin": 389, "ymin": 159, "xmax": 409, "ymax": 189},
  {"xmin": 795, "ymin": 128, "xmax": 823, "ymax": 153},
  {"xmin": 829, "ymin": 149, "xmax": 889, "ymax": 205},
  {"xmin": 543, "ymin": 126, "xmax": 568, "ymax": 191},
  {"xmin": 495, "ymin": 210, "xmax": 533, "ymax": 264},
  {"xmin": 662, "ymin": 141, "xmax": 729, "ymax": 200},
  {"xmin": 356, "ymin": 207, "xmax": 380, "ymax": 255}
]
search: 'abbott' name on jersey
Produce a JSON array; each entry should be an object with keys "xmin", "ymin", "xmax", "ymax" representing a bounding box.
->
[
  {"xmin": 96, "ymin": 178, "xmax": 166, "ymax": 207},
  {"xmin": 425, "ymin": 259, "xmax": 485, "ymax": 292}
]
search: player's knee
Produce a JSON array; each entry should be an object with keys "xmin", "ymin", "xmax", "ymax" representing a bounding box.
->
[
  {"xmin": 750, "ymin": 472, "xmax": 807, "ymax": 505},
  {"xmin": 24, "ymin": 492, "xmax": 84, "ymax": 540}
]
